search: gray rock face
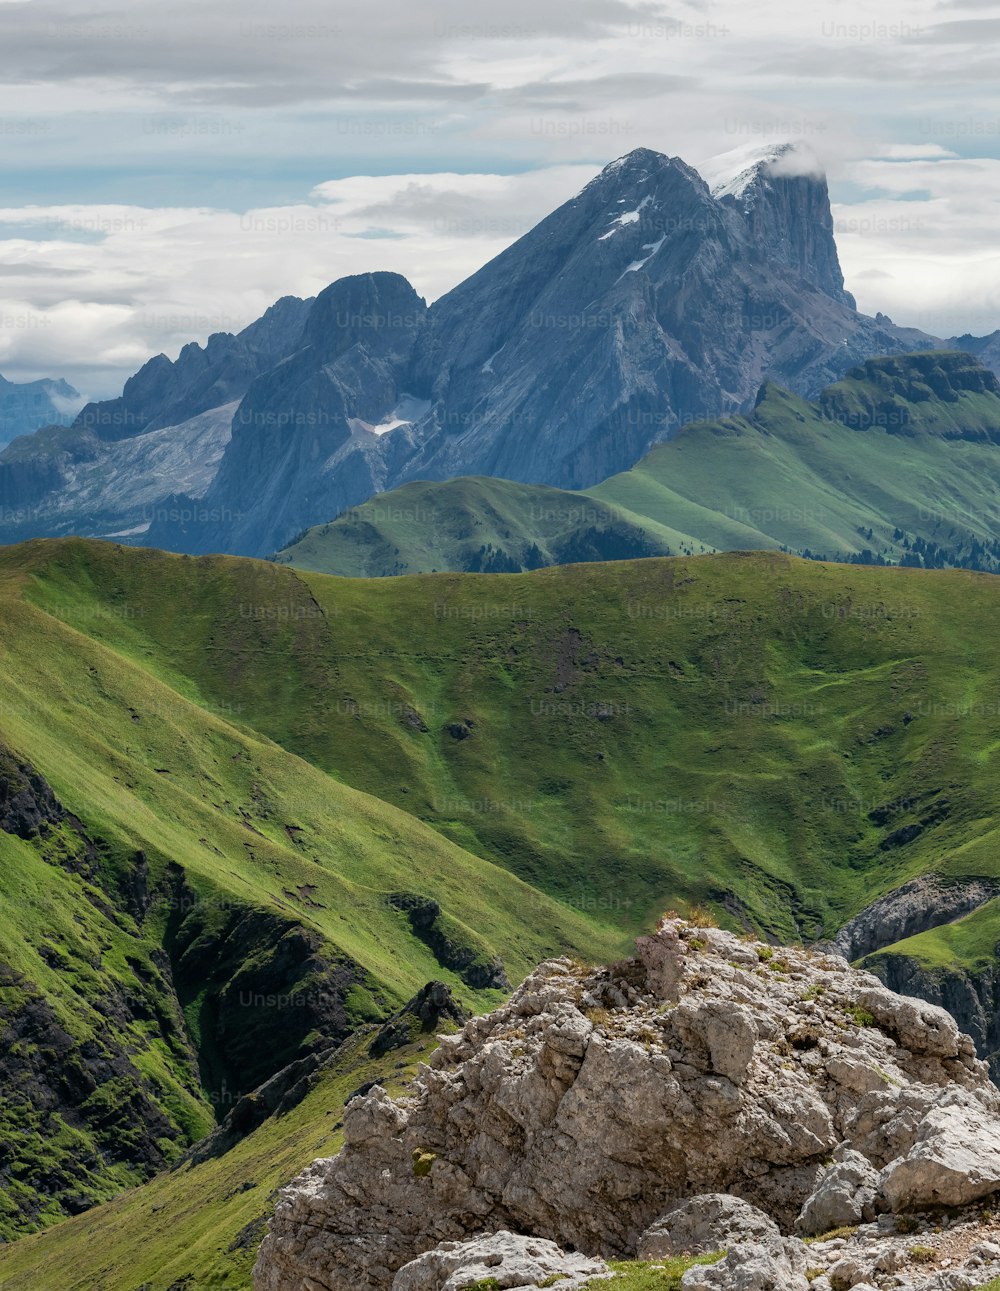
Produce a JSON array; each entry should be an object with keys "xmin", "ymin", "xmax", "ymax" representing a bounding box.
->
[
  {"xmin": 638, "ymin": 1194, "xmax": 782, "ymax": 1258},
  {"xmin": 0, "ymin": 402, "xmax": 236, "ymax": 544},
  {"xmin": 19, "ymin": 144, "xmax": 974, "ymax": 559},
  {"xmin": 681, "ymin": 1239, "xmax": 809, "ymax": 1291},
  {"xmin": 391, "ymin": 1231, "xmax": 611, "ymax": 1291},
  {"xmin": 252, "ymin": 919, "xmax": 1000, "ymax": 1291},
  {"xmin": 870, "ymin": 952, "xmax": 1000, "ymax": 1085},
  {"xmin": 880, "ymin": 1093, "xmax": 1000, "ymax": 1210},
  {"xmin": 0, "ymin": 294, "xmax": 310, "ymax": 544},
  {"xmin": 73, "ymin": 294, "xmax": 312, "ymax": 441},
  {"xmin": 796, "ymin": 1150, "xmax": 880, "ymax": 1235},
  {"xmin": 834, "ymin": 876, "xmax": 1000, "ymax": 963},
  {"xmin": 403, "ymin": 148, "xmax": 931, "ymax": 498},
  {"xmin": 157, "ymin": 271, "xmax": 428, "ymax": 556}
]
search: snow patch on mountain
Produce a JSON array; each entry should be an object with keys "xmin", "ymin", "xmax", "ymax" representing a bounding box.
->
[
  {"xmin": 617, "ymin": 236, "xmax": 667, "ymax": 281},
  {"xmin": 350, "ymin": 394, "xmax": 432, "ymax": 437},
  {"xmin": 699, "ymin": 141, "xmax": 824, "ymax": 204}
]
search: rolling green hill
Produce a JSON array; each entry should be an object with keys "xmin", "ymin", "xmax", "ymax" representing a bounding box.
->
[
  {"xmin": 277, "ymin": 352, "xmax": 1000, "ymax": 578},
  {"xmin": 5, "ymin": 538, "xmax": 1000, "ymax": 1284},
  {"xmin": 14, "ymin": 536, "xmax": 1000, "ymax": 942},
  {"xmin": 274, "ymin": 475, "xmax": 679, "ymax": 577}
]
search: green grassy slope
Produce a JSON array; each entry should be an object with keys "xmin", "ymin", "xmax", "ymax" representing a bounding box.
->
[
  {"xmin": 275, "ymin": 475, "xmax": 682, "ymax": 577},
  {"xmin": 4, "ymin": 538, "xmax": 1000, "ymax": 1279},
  {"xmin": 593, "ymin": 378, "xmax": 1000, "ymax": 567},
  {"xmin": 278, "ymin": 353, "xmax": 1000, "ymax": 578},
  {"xmin": 0, "ymin": 1026, "xmax": 442, "ymax": 1290},
  {"xmin": 0, "ymin": 541, "xmax": 621, "ymax": 1240},
  {"xmin": 16, "ymin": 539, "xmax": 1000, "ymax": 944}
]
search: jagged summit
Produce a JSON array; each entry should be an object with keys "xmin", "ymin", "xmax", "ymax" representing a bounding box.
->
[{"xmin": 590, "ymin": 146, "xmax": 701, "ymax": 188}]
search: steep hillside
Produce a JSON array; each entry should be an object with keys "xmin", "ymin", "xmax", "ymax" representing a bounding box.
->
[
  {"xmin": 3, "ymin": 541, "xmax": 1000, "ymax": 1280},
  {"xmin": 0, "ymin": 1021, "xmax": 445, "ymax": 1290},
  {"xmin": 0, "ymin": 541, "xmax": 618, "ymax": 1239},
  {"xmin": 280, "ymin": 352, "xmax": 1000, "ymax": 577},
  {"xmin": 594, "ymin": 352, "xmax": 1000, "ymax": 571},
  {"xmin": 16, "ymin": 539, "xmax": 1000, "ymax": 947}
]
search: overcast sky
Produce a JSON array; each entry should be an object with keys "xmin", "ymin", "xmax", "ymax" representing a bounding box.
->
[{"xmin": 1, "ymin": 0, "xmax": 999, "ymax": 398}]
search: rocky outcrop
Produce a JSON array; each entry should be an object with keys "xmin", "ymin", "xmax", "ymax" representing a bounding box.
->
[
  {"xmin": 864, "ymin": 952, "xmax": 1000, "ymax": 1083},
  {"xmin": 880, "ymin": 1098, "xmax": 1000, "ymax": 1211},
  {"xmin": 0, "ymin": 743, "xmax": 66, "ymax": 838},
  {"xmin": 638, "ymin": 1194, "xmax": 789, "ymax": 1258},
  {"xmin": 834, "ymin": 875, "xmax": 1000, "ymax": 963},
  {"xmin": 392, "ymin": 1231, "xmax": 611, "ymax": 1291},
  {"xmin": 796, "ymin": 1148, "xmax": 880, "ymax": 1235},
  {"xmin": 369, "ymin": 982, "xmax": 469, "ymax": 1060},
  {"xmin": 820, "ymin": 351, "xmax": 1000, "ymax": 438},
  {"xmin": 253, "ymin": 918, "xmax": 1000, "ymax": 1291}
]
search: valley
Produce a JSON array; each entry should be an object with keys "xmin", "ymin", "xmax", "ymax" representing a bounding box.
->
[{"xmin": 3, "ymin": 540, "xmax": 1000, "ymax": 1282}]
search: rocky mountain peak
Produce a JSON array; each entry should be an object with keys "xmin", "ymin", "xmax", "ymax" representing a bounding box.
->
[
  {"xmin": 254, "ymin": 917, "xmax": 1000, "ymax": 1291},
  {"xmin": 300, "ymin": 271, "xmax": 427, "ymax": 362},
  {"xmin": 587, "ymin": 147, "xmax": 705, "ymax": 194},
  {"xmin": 701, "ymin": 141, "xmax": 851, "ymax": 304},
  {"xmin": 701, "ymin": 141, "xmax": 817, "ymax": 204}
]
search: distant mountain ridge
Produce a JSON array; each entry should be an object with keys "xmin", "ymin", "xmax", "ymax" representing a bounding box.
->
[
  {"xmin": 0, "ymin": 372, "xmax": 81, "ymax": 447},
  {"xmin": 278, "ymin": 350, "xmax": 1000, "ymax": 577},
  {"xmin": 0, "ymin": 143, "xmax": 994, "ymax": 554},
  {"xmin": 73, "ymin": 294, "xmax": 313, "ymax": 441}
]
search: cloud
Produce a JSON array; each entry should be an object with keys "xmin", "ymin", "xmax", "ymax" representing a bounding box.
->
[
  {"xmin": 833, "ymin": 155, "xmax": 1000, "ymax": 336},
  {"xmin": 0, "ymin": 167, "xmax": 596, "ymax": 394},
  {"xmin": 877, "ymin": 143, "xmax": 960, "ymax": 160}
]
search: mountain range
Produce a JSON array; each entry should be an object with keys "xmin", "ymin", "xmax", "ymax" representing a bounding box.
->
[
  {"xmin": 276, "ymin": 350, "xmax": 1000, "ymax": 577},
  {"xmin": 6, "ymin": 142, "xmax": 1000, "ymax": 1288},
  {"xmin": 0, "ymin": 143, "xmax": 984, "ymax": 557}
]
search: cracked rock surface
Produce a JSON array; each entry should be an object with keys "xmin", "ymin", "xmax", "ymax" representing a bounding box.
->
[{"xmin": 254, "ymin": 918, "xmax": 1000, "ymax": 1291}]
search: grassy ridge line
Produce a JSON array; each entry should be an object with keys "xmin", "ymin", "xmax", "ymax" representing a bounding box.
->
[
  {"xmin": 16, "ymin": 539, "xmax": 1000, "ymax": 950},
  {"xmin": 274, "ymin": 475, "xmax": 688, "ymax": 578},
  {"xmin": 0, "ymin": 1028, "xmax": 440, "ymax": 1290},
  {"xmin": 591, "ymin": 382, "xmax": 1000, "ymax": 560}
]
